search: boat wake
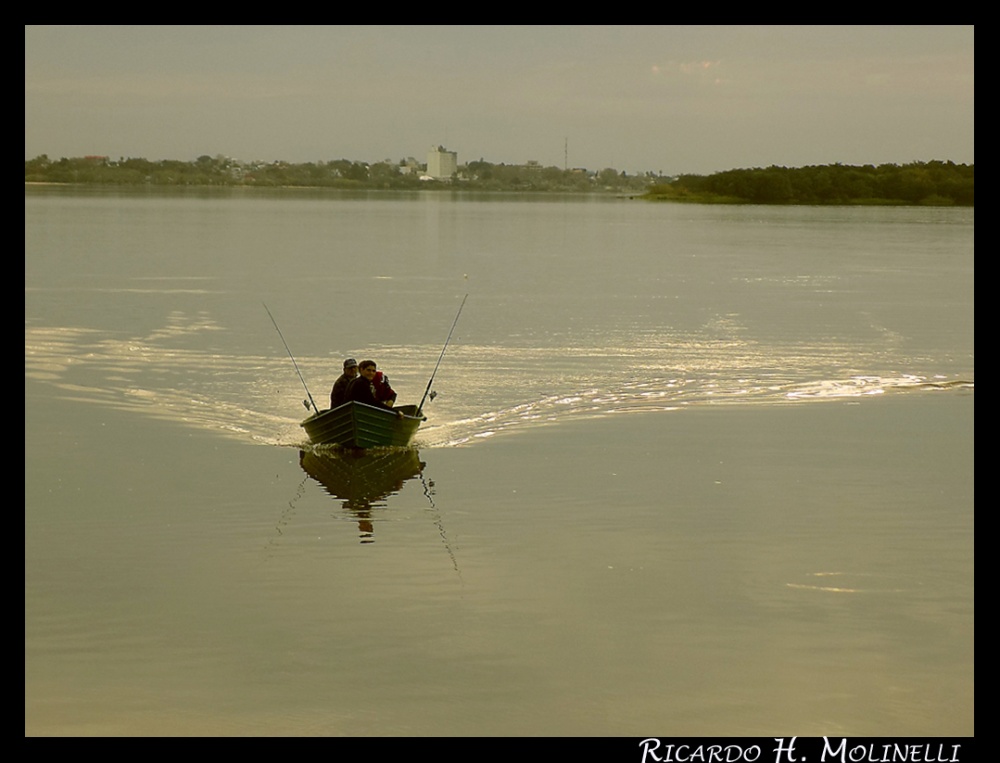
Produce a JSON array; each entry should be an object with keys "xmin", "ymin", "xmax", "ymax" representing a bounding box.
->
[
  {"xmin": 414, "ymin": 371, "xmax": 974, "ymax": 447},
  {"xmin": 25, "ymin": 314, "xmax": 973, "ymax": 449}
]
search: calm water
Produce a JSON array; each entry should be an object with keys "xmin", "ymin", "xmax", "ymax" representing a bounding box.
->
[{"xmin": 25, "ymin": 186, "xmax": 974, "ymax": 736}]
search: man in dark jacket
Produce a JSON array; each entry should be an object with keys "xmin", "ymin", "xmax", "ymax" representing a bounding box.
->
[
  {"xmin": 330, "ymin": 358, "xmax": 358, "ymax": 408},
  {"xmin": 346, "ymin": 359, "xmax": 380, "ymax": 406}
]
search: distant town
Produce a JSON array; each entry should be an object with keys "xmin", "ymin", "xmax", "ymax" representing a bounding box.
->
[{"xmin": 25, "ymin": 146, "xmax": 973, "ymax": 206}]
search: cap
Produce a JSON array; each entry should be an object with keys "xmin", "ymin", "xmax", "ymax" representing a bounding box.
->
[{"xmin": 343, "ymin": 358, "xmax": 358, "ymax": 369}]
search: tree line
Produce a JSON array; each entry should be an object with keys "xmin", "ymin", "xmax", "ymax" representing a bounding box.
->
[
  {"xmin": 25, "ymin": 154, "xmax": 972, "ymax": 205},
  {"xmin": 23, "ymin": 154, "xmax": 651, "ymax": 193},
  {"xmin": 647, "ymin": 161, "xmax": 973, "ymax": 206}
]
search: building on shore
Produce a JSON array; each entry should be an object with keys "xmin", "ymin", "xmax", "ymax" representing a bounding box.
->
[{"xmin": 426, "ymin": 145, "xmax": 458, "ymax": 180}]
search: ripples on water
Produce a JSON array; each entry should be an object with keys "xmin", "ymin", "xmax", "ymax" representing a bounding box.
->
[{"xmin": 24, "ymin": 311, "xmax": 973, "ymax": 449}]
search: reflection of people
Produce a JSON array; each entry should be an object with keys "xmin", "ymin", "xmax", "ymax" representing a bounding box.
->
[
  {"xmin": 331, "ymin": 358, "xmax": 359, "ymax": 408},
  {"xmin": 299, "ymin": 448, "xmax": 427, "ymax": 545},
  {"xmin": 347, "ymin": 360, "xmax": 380, "ymax": 406},
  {"xmin": 372, "ymin": 370, "xmax": 397, "ymax": 407}
]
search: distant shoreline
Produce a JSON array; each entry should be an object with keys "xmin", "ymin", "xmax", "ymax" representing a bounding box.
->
[{"xmin": 25, "ymin": 157, "xmax": 974, "ymax": 206}]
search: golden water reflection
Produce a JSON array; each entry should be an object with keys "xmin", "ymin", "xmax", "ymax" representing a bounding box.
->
[{"xmin": 24, "ymin": 317, "xmax": 974, "ymax": 450}]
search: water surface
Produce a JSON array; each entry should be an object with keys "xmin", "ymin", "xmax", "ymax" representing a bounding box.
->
[{"xmin": 25, "ymin": 187, "xmax": 973, "ymax": 735}]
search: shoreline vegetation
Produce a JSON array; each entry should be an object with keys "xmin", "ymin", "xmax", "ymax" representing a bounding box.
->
[{"xmin": 25, "ymin": 154, "xmax": 973, "ymax": 206}]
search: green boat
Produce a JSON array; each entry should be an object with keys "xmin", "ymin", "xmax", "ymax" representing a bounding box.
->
[
  {"xmin": 300, "ymin": 401, "xmax": 426, "ymax": 448},
  {"xmin": 269, "ymin": 295, "xmax": 466, "ymax": 449}
]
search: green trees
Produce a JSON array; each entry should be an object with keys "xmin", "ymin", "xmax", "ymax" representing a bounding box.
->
[{"xmin": 654, "ymin": 161, "xmax": 973, "ymax": 206}]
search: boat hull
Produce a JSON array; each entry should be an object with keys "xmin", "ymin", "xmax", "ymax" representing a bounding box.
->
[{"xmin": 301, "ymin": 401, "xmax": 425, "ymax": 448}]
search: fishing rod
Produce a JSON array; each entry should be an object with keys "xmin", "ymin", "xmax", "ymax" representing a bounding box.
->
[
  {"xmin": 263, "ymin": 302, "xmax": 320, "ymax": 415},
  {"xmin": 418, "ymin": 294, "xmax": 468, "ymax": 415}
]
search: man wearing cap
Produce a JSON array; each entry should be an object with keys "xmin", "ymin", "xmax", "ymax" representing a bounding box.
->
[{"xmin": 330, "ymin": 358, "xmax": 359, "ymax": 408}]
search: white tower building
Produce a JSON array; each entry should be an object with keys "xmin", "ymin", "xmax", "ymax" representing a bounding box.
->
[{"xmin": 427, "ymin": 145, "xmax": 458, "ymax": 179}]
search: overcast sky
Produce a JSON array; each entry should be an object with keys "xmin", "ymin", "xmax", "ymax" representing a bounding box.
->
[{"xmin": 25, "ymin": 25, "xmax": 974, "ymax": 175}]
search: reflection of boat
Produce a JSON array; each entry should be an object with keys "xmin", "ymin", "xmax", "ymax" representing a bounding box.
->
[
  {"xmin": 300, "ymin": 402, "xmax": 425, "ymax": 448},
  {"xmin": 300, "ymin": 447, "xmax": 425, "ymax": 502},
  {"xmin": 300, "ymin": 448, "xmax": 458, "ymax": 568},
  {"xmin": 300, "ymin": 447, "xmax": 426, "ymax": 543}
]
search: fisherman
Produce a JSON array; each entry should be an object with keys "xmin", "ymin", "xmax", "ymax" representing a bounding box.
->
[
  {"xmin": 346, "ymin": 359, "xmax": 381, "ymax": 406},
  {"xmin": 330, "ymin": 358, "xmax": 359, "ymax": 408},
  {"xmin": 347, "ymin": 359, "xmax": 401, "ymax": 411}
]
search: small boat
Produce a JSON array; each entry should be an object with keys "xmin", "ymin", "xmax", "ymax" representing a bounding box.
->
[
  {"xmin": 301, "ymin": 401, "xmax": 425, "ymax": 448},
  {"xmin": 266, "ymin": 295, "xmax": 466, "ymax": 449}
]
